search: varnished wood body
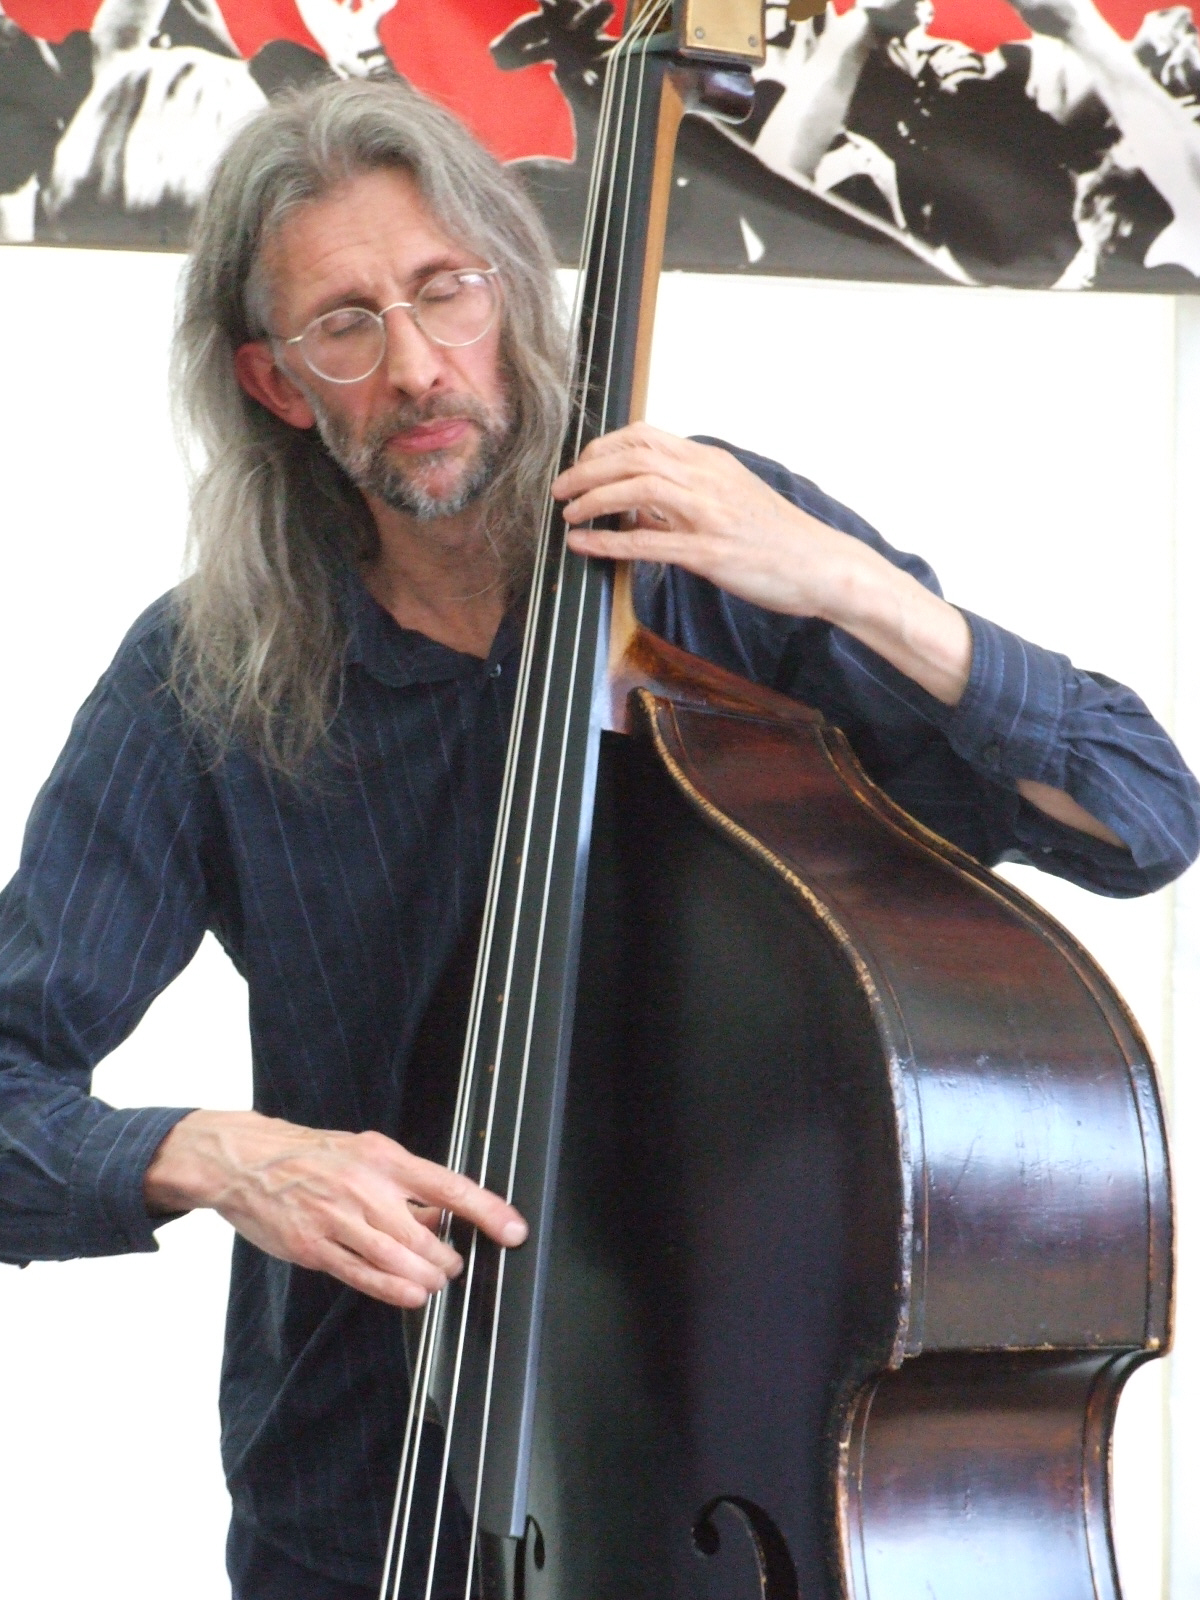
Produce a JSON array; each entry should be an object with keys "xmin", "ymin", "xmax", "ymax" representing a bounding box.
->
[
  {"xmin": 498, "ymin": 627, "xmax": 1170, "ymax": 1600},
  {"xmin": 408, "ymin": 20, "xmax": 1169, "ymax": 1595}
]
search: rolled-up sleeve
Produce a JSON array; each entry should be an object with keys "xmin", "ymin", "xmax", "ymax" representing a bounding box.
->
[
  {"xmin": 0, "ymin": 621, "xmax": 210, "ymax": 1264},
  {"xmin": 943, "ymin": 610, "xmax": 1200, "ymax": 893}
]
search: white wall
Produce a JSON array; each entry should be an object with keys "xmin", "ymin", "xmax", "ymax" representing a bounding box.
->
[
  {"xmin": 0, "ymin": 247, "xmax": 1192, "ymax": 1597},
  {"xmin": 0, "ymin": 248, "xmax": 246, "ymax": 1600}
]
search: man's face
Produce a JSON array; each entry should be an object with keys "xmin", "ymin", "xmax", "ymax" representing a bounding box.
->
[{"xmin": 256, "ymin": 168, "xmax": 511, "ymax": 522}]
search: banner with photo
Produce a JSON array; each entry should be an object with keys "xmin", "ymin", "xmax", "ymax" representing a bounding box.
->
[{"xmin": 2, "ymin": 0, "xmax": 1199, "ymax": 288}]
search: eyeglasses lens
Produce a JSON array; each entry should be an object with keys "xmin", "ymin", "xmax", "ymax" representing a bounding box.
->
[
  {"xmin": 301, "ymin": 309, "xmax": 382, "ymax": 383},
  {"xmin": 415, "ymin": 272, "xmax": 497, "ymax": 349},
  {"xmin": 299, "ymin": 272, "xmax": 497, "ymax": 383}
]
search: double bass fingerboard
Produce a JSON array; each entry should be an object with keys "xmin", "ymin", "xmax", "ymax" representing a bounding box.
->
[{"xmin": 381, "ymin": 12, "xmax": 714, "ymax": 1595}]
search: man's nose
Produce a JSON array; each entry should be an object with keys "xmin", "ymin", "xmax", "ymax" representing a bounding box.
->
[{"xmin": 380, "ymin": 306, "xmax": 442, "ymax": 396}]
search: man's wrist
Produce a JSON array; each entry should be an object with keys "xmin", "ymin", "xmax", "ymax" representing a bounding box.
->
[
  {"xmin": 809, "ymin": 534, "xmax": 906, "ymax": 639},
  {"xmin": 817, "ymin": 542, "xmax": 973, "ymax": 706},
  {"xmin": 143, "ymin": 1108, "xmax": 260, "ymax": 1215}
]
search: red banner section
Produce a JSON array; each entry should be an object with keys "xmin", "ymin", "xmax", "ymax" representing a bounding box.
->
[
  {"xmin": 6, "ymin": 0, "xmax": 1183, "ymax": 150},
  {"xmin": 2, "ymin": 0, "xmax": 634, "ymax": 160},
  {"xmin": 827, "ymin": 0, "xmax": 1184, "ymax": 45}
]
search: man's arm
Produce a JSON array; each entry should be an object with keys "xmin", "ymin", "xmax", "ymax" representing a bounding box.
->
[
  {"xmin": 143, "ymin": 1109, "xmax": 526, "ymax": 1309},
  {"xmin": 0, "ymin": 624, "xmax": 212, "ymax": 1266},
  {"xmin": 0, "ymin": 612, "xmax": 523, "ymax": 1305},
  {"xmin": 554, "ymin": 425, "xmax": 1187, "ymax": 859}
]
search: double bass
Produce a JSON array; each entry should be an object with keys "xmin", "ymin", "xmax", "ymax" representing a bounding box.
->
[{"xmin": 382, "ymin": 5, "xmax": 1172, "ymax": 1595}]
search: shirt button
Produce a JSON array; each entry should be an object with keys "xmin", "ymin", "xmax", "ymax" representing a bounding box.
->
[
  {"xmin": 488, "ymin": 663, "xmax": 503, "ymax": 679},
  {"xmin": 980, "ymin": 740, "xmax": 1002, "ymax": 769}
]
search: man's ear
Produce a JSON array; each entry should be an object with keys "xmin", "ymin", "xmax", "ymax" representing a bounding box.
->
[{"xmin": 234, "ymin": 341, "xmax": 318, "ymax": 430}]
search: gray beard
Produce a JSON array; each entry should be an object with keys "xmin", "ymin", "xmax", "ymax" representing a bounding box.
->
[{"xmin": 310, "ymin": 391, "xmax": 513, "ymax": 522}]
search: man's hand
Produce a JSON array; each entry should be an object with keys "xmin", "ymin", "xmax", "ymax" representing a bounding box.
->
[
  {"xmin": 144, "ymin": 1109, "xmax": 527, "ymax": 1308},
  {"xmin": 554, "ymin": 424, "xmax": 974, "ymax": 705},
  {"xmin": 555, "ymin": 424, "xmax": 867, "ymax": 621},
  {"xmin": 554, "ymin": 424, "xmax": 1126, "ymax": 849}
]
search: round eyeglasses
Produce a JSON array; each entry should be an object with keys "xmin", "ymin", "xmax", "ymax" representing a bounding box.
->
[{"xmin": 277, "ymin": 266, "xmax": 500, "ymax": 384}]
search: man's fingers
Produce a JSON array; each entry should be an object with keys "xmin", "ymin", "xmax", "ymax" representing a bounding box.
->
[
  {"xmin": 387, "ymin": 1148, "xmax": 528, "ymax": 1249},
  {"xmin": 552, "ymin": 425, "xmax": 715, "ymax": 503},
  {"xmin": 333, "ymin": 1213, "xmax": 458, "ymax": 1291},
  {"xmin": 363, "ymin": 1197, "xmax": 464, "ymax": 1277},
  {"xmin": 557, "ymin": 473, "xmax": 698, "ymax": 530},
  {"xmin": 206, "ymin": 1122, "xmax": 529, "ymax": 1304},
  {"xmin": 566, "ymin": 523, "xmax": 708, "ymax": 567},
  {"xmin": 574, "ymin": 421, "xmax": 692, "ymax": 462},
  {"xmin": 554, "ymin": 441, "xmax": 701, "ymax": 505},
  {"xmin": 317, "ymin": 1240, "xmax": 441, "ymax": 1309}
]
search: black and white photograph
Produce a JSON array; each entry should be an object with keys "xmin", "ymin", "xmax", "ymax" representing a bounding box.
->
[{"xmin": 3, "ymin": 0, "xmax": 1200, "ymax": 286}]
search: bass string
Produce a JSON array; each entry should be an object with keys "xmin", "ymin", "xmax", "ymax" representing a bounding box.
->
[
  {"xmin": 449, "ymin": 0, "xmax": 668, "ymax": 1242},
  {"xmin": 454, "ymin": 25, "xmax": 670, "ymax": 1594},
  {"xmin": 446, "ymin": 0, "xmax": 671, "ymax": 1571},
  {"xmin": 372, "ymin": 54, "xmax": 635, "ymax": 1587},
  {"xmin": 378, "ymin": 10, "xmax": 670, "ymax": 1597},
  {"xmin": 420, "ymin": 9, "xmax": 639, "ymax": 1240},
  {"xmin": 476, "ymin": 11, "xmax": 668, "ymax": 1246},
  {"xmin": 467, "ymin": 0, "xmax": 669, "ymax": 1155},
  {"xmin": 416, "ymin": 0, "xmax": 636, "ymax": 1242},
  {"xmin": 449, "ymin": 25, "xmax": 665, "ymax": 1593},
  {"xmin": 439, "ymin": 0, "xmax": 667, "ymax": 1326},
  {"xmin": 592, "ymin": 25, "xmax": 660, "ymax": 461},
  {"xmin": 453, "ymin": 24, "xmax": 669, "ymax": 1592},
  {"xmin": 378, "ymin": 26, "xmax": 648, "ymax": 1589}
]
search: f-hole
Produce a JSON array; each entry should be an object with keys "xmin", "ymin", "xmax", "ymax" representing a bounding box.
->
[
  {"xmin": 513, "ymin": 1516, "xmax": 545, "ymax": 1599},
  {"xmin": 692, "ymin": 1497, "xmax": 799, "ymax": 1600}
]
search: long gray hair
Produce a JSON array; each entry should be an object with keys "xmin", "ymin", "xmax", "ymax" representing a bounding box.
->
[{"xmin": 171, "ymin": 78, "xmax": 569, "ymax": 775}]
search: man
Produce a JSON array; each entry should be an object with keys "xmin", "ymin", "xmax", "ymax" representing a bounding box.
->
[{"xmin": 0, "ymin": 76, "xmax": 1195, "ymax": 1600}]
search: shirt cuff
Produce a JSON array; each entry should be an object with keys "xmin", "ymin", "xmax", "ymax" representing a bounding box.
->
[
  {"xmin": 947, "ymin": 610, "xmax": 1069, "ymax": 787},
  {"xmin": 68, "ymin": 1105, "xmax": 197, "ymax": 1257}
]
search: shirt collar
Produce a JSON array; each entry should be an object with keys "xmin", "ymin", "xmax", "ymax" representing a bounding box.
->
[{"xmin": 340, "ymin": 564, "xmax": 522, "ymax": 688}]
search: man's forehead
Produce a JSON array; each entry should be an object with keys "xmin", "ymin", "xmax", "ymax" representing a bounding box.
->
[{"xmin": 261, "ymin": 169, "xmax": 473, "ymax": 315}]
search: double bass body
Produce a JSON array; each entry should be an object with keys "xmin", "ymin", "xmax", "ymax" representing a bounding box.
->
[
  {"xmin": 398, "ymin": 10, "xmax": 1171, "ymax": 1595},
  {"xmin": 514, "ymin": 641, "xmax": 1170, "ymax": 1600}
]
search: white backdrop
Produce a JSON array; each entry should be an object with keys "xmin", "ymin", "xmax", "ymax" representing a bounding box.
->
[{"xmin": 0, "ymin": 246, "xmax": 1193, "ymax": 1597}]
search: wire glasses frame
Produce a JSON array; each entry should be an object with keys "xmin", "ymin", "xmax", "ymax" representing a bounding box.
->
[{"xmin": 275, "ymin": 266, "xmax": 501, "ymax": 385}]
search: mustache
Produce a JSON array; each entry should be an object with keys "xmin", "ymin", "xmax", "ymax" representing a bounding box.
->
[{"xmin": 365, "ymin": 392, "xmax": 501, "ymax": 447}]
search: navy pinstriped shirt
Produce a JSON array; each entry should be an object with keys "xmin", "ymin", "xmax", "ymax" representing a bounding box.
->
[{"xmin": 1, "ymin": 443, "xmax": 1196, "ymax": 1584}]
